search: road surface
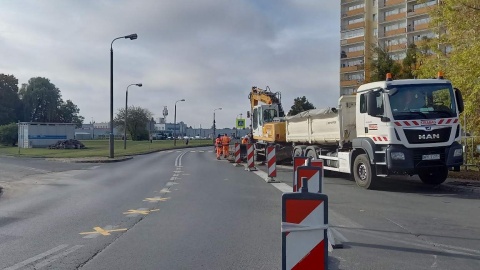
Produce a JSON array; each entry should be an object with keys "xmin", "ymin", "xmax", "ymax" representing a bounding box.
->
[{"xmin": 0, "ymin": 148, "xmax": 479, "ymax": 269}]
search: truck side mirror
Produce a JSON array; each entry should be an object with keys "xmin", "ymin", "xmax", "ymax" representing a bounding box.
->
[
  {"xmin": 366, "ymin": 92, "xmax": 378, "ymax": 116},
  {"xmin": 247, "ymin": 111, "xmax": 251, "ymax": 118},
  {"xmin": 454, "ymin": 88, "xmax": 464, "ymax": 113}
]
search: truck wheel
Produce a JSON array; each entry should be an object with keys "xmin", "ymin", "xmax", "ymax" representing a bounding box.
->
[
  {"xmin": 353, "ymin": 154, "xmax": 377, "ymax": 189},
  {"xmin": 418, "ymin": 167, "xmax": 448, "ymax": 185}
]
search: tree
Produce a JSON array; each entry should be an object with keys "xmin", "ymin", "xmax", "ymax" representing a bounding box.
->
[
  {"xmin": 415, "ymin": 0, "xmax": 480, "ymax": 135},
  {"xmin": 369, "ymin": 46, "xmax": 402, "ymax": 82},
  {"xmin": 288, "ymin": 96, "xmax": 315, "ymax": 116},
  {"xmin": 0, "ymin": 123, "xmax": 18, "ymax": 146},
  {"xmin": 0, "ymin": 74, "xmax": 21, "ymax": 125},
  {"xmin": 114, "ymin": 106, "xmax": 153, "ymax": 141},
  {"xmin": 400, "ymin": 43, "xmax": 418, "ymax": 79},
  {"xmin": 19, "ymin": 77, "xmax": 84, "ymax": 126},
  {"xmin": 58, "ymin": 100, "xmax": 84, "ymax": 128}
]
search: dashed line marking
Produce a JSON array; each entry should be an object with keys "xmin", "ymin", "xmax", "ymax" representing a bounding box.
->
[
  {"xmin": 190, "ymin": 150, "xmax": 196, "ymax": 152},
  {"xmin": 166, "ymin": 182, "xmax": 178, "ymax": 187},
  {"xmin": 199, "ymin": 150, "xmax": 205, "ymax": 152},
  {"xmin": 4, "ymin": 245, "xmax": 69, "ymax": 270},
  {"xmin": 159, "ymin": 188, "xmax": 171, "ymax": 193},
  {"xmin": 143, "ymin": 197, "xmax": 170, "ymax": 202},
  {"xmin": 33, "ymin": 245, "xmax": 83, "ymax": 269},
  {"xmin": 208, "ymin": 150, "xmax": 213, "ymax": 153}
]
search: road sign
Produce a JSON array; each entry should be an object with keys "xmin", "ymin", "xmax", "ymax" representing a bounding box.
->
[
  {"xmin": 236, "ymin": 118, "xmax": 246, "ymax": 129},
  {"xmin": 295, "ymin": 166, "xmax": 323, "ymax": 193},
  {"xmin": 293, "ymin": 157, "xmax": 309, "ymax": 191},
  {"xmin": 282, "ymin": 190, "xmax": 328, "ymax": 270}
]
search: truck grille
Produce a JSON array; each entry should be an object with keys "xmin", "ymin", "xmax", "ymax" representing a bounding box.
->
[{"xmin": 404, "ymin": 127, "xmax": 451, "ymax": 144}]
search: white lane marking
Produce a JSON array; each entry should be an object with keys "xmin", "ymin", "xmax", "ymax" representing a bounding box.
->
[
  {"xmin": 199, "ymin": 150, "xmax": 205, "ymax": 152},
  {"xmin": 271, "ymin": 183, "xmax": 292, "ymax": 193},
  {"xmin": 5, "ymin": 244, "xmax": 69, "ymax": 270},
  {"xmin": 208, "ymin": 150, "xmax": 213, "ymax": 153},
  {"xmin": 431, "ymin": 255, "xmax": 438, "ymax": 268},
  {"xmin": 34, "ymin": 245, "xmax": 83, "ymax": 269},
  {"xmin": 190, "ymin": 150, "xmax": 196, "ymax": 153},
  {"xmin": 89, "ymin": 166, "xmax": 100, "ymax": 170},
  {"xmin": 167, "ymin": 151, "xmax": 173, "ymax": 153}
]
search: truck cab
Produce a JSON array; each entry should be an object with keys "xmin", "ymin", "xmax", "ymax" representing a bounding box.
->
[{"xmin": 352, "ymin": 72, "xmax": 464, "ymax": 188}]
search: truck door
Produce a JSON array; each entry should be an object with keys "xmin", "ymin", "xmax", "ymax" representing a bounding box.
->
[{"xmin": 357, "ymin": 93, "xmax": 367, "ymax": 137}]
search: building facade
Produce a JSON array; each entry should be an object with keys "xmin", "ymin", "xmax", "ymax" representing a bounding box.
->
[{"xmin": 340, "ymin": 0, "xmax": 438, "ymax": 95}]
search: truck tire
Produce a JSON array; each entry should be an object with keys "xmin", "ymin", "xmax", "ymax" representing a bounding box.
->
[
  {"xmin": 418, "ymin": 167, "xmax": 448, "ymax": 185},
  {"xmin": 353, "ymin": 154, "xmax": 377, "ymax": 189}
]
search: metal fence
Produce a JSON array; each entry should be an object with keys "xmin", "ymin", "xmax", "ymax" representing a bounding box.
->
[{"xmin": 461, "ymin": 136, "xmax": 480, "ymax": 169}]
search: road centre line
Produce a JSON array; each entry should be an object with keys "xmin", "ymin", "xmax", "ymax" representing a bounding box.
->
[
  {"xmin": 4, "ymin": 244, "xmax": 69, "ymax": 270},
  {"xmin": 33, "ymin": 245, "xmax": 83, "ymax": 269}
]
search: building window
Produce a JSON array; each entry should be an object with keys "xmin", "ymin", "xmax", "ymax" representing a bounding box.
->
[
  {"xmin": 348, "ymin": 3, "xmax": 365, "ymax": 11},
  {"xmin": 373, "ymin": 0, "xmax": 376, "ymax": 7},
  {"xmin": 373, "ymin": 14, "xmax": 377, "ymax": 22},
  {"xmin": 341, "ymin": 29, "xmax": 365, "ymax": 39}
]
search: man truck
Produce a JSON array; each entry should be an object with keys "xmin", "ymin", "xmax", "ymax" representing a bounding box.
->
[{"xmin": 248, "ymin": 73, "xmax": 464, "ymax": 189}]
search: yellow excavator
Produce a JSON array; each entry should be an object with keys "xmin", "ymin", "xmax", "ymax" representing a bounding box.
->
[{"xmin": 247, "ymin": 86, "xmax": 291, "ymax": 161}]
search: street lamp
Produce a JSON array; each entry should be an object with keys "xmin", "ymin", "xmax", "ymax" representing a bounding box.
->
[
  {"xmin": 174, "ymin": 99, "xmax": 185, "ymax": 146},
  {"xmin": 109, "ymin": 33, "xmax": 138, "ymax": 158},
  {"xmin": 213, "ymin": 108, "xmax": 222, "ymax": 143},
  {"xmin": 124, "ymin": 83, "xmax": 142, "ymax": 149}
]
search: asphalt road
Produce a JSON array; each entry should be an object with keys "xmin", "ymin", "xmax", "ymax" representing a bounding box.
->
[{"xmin": 0, "ymin": 149, "xmax": 479, "ymax": 269}]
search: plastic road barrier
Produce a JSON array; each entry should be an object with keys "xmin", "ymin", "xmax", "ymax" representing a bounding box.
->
[
  {"xmin": 282, "ymin": 178, "xmax": 328, "ymax": 270},
  {"xmin": 245, "ymin": 144, "xmax": 257, "ymax": 171}
]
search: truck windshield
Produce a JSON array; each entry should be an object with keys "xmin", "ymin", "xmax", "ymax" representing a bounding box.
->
[{"xmin": 388, "ymin": 84, "xmax": 456, "ymax": 120}]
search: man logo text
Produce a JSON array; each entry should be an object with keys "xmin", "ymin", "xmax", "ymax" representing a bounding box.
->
[{"xmin": 418, "ymin": 134, "xmax": 439, "ymax": 140}]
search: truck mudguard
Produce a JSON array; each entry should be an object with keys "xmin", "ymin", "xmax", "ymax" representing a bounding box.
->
[{"xmin": 352, "ymin": 137, "xmax": 376, "ymax": 164}]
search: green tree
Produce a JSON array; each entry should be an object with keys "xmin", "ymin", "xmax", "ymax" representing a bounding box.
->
[
  {"xmin": 58, "ymin": 100, "xmax": 84, "ymax": 128},
  {"xmin": 19, "ymin": 77, "xmax": 84, "ymax": 126},
  {"xmin": 399, "ymin": 43, "xmax": 418, "ymax": 79},
  {"xmin": 288, "ymin": 96, "xmax": 315, "ymax": 116},
  {"xmin": 0, "ymin": 74, "xmax": 21, "ymax": 125},
  {"xmin": 0, "ymin": 123, "xmax": 18, "ymax": 146},
  {"xmin": 369, "ymin": 46, "xmax": 402, "ymax": 81},
  {"xmin": 415, "ymin": 0, "xmax": 480, "ymax": 134},
  {"xmin": 114, "ymin": 106, "xmax": 153, "ymax": 141}
]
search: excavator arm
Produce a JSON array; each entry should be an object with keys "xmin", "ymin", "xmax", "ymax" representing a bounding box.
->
[{"xmin": 248, "ymin": 86, "xmax": 285, "ymax": 117}]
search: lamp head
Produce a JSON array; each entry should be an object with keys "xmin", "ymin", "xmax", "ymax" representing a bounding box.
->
[
  {"xmin": 125, "ymin": 33, "xmax": 138, "ymax": 40},
  {"xmin": 180, "ymin": 99, "xmax": 185, "ymax": 101},
  {"xmin": 136, "ymin": 83, "xmax": 143, "ymax": 87}
]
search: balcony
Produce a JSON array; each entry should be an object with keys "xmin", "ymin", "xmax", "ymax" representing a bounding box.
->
[
  {"xmin": 342, "ymin": 0, "xmax": 364, "ymax": 5},
  {"xmin": 345, "ymin": 21, "xmax": 365, "ymax": 30},
  {"xmin": 385, "ymin": 12, "xmax": 406, "ymax": 22},
  {"xmin": 413, "ymin": 23, "xmax": 430, "ymax": 31},
  {"xmin": 407, "ymin": 5, "xmax": 435, "ymax": 17},
  {"xmin": 387, "ymin": 43, "xmax": 407, "ymax": 52},
  {"xmin": 340, "ymin": 79, "xmax": 362, "ymax": 87},
  {"xmin": 343, "ymin": 50, "xmax": 364, "ymax": 58},
  {"xmin": 344, "ymin": 7, "xmax": 364, "ymax": 17},
  {"xmin": 341, "ymin": 36, "xmax": 364, "ymax": 45},
  {"xmin": 341, "ymin": 65, "xmax": 364, "ymax": 73},
  {"xmin": 385, "ymin": 27, "xmax": 407, "ymax": 37},
  {"xmin": 385, "ymin": 0, "xmax": 405, "ymax": 7}
]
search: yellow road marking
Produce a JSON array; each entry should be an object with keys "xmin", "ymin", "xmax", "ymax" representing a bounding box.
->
[
  {"xmin": 79, "ymin": 227, "xmax": 127, "ymax": 236},
  {"xmin": 143, "ymin": 197, "xmax": 170, "ymax": 202},
  {"xmin": 123, "ymin": 209, "xmax": 150, "ymax": 215}
]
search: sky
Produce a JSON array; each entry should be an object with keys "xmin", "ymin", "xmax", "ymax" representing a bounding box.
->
[{"xmin": 0, "ymin": 0, "xmax": 340, "ymax": 129}]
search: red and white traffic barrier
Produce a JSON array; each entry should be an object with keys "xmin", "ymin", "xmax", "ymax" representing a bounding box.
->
[
  {"xmin": 293, "ymin": 157, "xmax": 308, "ymax": 191},
  {"xmin": 282, "ymin": 180, "xmax": 328, "ymax": 270},
  {"xmin": 233, "ymin": 143, "xmax": 241, "ymax": 166},
  {"xmin": 245, "ymin": 144, "xmax": 256, "ymax": 171},
  {"xmin": 266, "ymin": 146, "xmax": 278, "ymax": 182}
]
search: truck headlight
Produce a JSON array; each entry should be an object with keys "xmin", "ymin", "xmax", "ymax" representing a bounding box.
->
[
  {"xmin": 454, "ymin": 148, "xmax": 463, "ymax": 157},
  {"xmin": 391, "ymin": 152, "xmax": 405, "ymax": 160}
]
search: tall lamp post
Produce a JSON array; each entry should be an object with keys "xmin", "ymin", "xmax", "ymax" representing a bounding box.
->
[
  {"xmin": 109, "ymin": 33, "xmax": 138, "ymax": 158},
  {"xmin": 213, "ymin": 108, "xmax": 222, "ymax": 143},
  {"xmin": 174, "ymin": 99, "xmax": 185, "ymax": 146},
  {"xmin": 124, "ymin": 83, "xmax": 142, "ymax": 149}
]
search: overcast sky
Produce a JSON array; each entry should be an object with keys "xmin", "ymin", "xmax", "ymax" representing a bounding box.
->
[{"xmin": 0, "ymin": 0, "xmax": 340, "ymax": 128}]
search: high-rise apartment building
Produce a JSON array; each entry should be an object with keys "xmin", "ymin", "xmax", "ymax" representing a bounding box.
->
[{"xmin": 340, "ymin": 0, "xmax": 438, "ymax": 96}]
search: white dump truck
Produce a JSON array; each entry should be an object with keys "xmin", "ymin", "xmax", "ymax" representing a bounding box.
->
[{"xmin": 287, "ymin": 73, "xmax": 465, "ymax": 189}]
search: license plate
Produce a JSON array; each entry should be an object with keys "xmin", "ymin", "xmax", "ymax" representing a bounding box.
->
[{"xmin": 422, "ymin": 154, "xmax": 440, "ymax": 160}]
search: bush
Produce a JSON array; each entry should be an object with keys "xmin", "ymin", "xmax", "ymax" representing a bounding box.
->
[{"xmin": 0, "ymin": 123, "xmax": 18, "ymax": 146}]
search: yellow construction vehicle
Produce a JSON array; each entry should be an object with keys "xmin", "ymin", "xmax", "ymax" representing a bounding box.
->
[{"xmin": 247, "ymin": 86, "xmax": 291, "ymax": 161}]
